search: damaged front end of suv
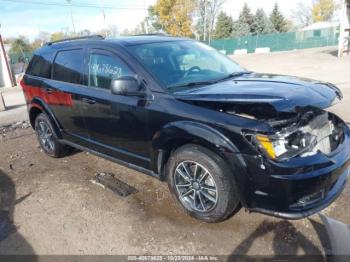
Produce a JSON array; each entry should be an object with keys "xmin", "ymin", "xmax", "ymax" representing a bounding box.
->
[
  {"xmin": 248, "ymin": 109, "xmax": 346, "ymax": 162},
  {"xmin": 175, "ymin": 74, "xmax": 350, "ymax": 219}
]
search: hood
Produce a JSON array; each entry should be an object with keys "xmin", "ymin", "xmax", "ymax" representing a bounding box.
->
[{"xmin": 174, "ymin": 73, "xmax": 342, "ymax": 116}]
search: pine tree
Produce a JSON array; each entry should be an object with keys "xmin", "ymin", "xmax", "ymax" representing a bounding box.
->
[
  {"xmin": 239, "ymin": 3, "xmax": 254, "ymax": 28},
  {"xmin": 214, "ymin": 11, "xmax": 234, "ymax": 39},
  {"xmin": 270, "ymin": 3, "xmax": 288, "ymax": 32},
  {"xmin": 231, "ymin": 21, "xmax": 251, "ymax": 37},
  {"xmin": 251, "ymin": 9, "xmax": 274, "ymax": 35},
  {"xmin": 231, "ymin": 3, "xmax": 253, "ymax": 37}
]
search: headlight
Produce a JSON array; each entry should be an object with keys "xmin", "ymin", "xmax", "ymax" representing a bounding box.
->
[
  {"xmin": 250, "ymin": 111, "xmax": 342, "ymax": 161},
  {"xmin": 255, "ymin": 131, "xmax": 317, "ymax": 161}
]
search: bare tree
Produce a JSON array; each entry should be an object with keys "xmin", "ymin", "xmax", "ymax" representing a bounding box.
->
[
  {"xmin": 195, "ymin": 0, "xmax": 207, "ymax": 40},
  {"xmin": 196, "ymin": 0, "xmax": 226, "ymax": 42},
  {"xmin": 292, "ymin": 2, "xmax": 313, "ymax": 28},
  {"xmin": 31, "ymin": 31, "xmax": 50, "ymax": 49},
  {"xmin": 108, "ymin": 24, "xmax": 119, "ymax": 37},
  {"xmin": 207, "ymin": 0, "xmax": 226, "ymax": 43}
]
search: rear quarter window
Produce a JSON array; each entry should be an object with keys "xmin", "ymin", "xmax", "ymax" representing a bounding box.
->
[
  {"xmin": 53, "ymin": 49, "xmax": 84, "ymax": 85},
  {"xmin": 26, "ymin": 53, "xmax": 53, "ymax": 78}
]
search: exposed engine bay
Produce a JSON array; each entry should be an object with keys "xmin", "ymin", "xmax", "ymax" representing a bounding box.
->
[
  {"xmin": 239, "ymin": 108, "xmax": 345, "ymax": 161},
  {"xmin": 183, "ymin": 100, "xmax": 346, "ymax": 161},
  {"xmin": 259, "ymin": 110, "xmax": 345, "ymax": 160}
]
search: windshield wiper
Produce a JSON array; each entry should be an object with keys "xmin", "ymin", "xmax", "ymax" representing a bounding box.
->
[
  {"xmin": 167, "ymin": 80, "xmax": 216, "ymax": 90},
  {"xmin": 167, "ymin": 71, "xmax": 252, "ymax": 90},
  {"xmin": 215, "ymin": 71, "xmax": 252, "ymax": 83}
]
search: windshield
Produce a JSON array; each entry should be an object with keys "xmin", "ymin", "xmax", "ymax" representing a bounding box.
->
[{"xmin": 128, "ymin": 40, "xmax": 245, "ymax": 90}]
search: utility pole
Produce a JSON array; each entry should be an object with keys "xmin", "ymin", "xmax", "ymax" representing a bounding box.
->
[
  {"xmin": 66, "ymin": 0, "xmax": 76, "ymax": 34},
  {"xmin": 144, "ymin": 0, "xmax": 148, "ymax": 34},
  {"xmin": 100, "ymin": 0, "xmax": 108, "ymax": 37},
  {"xmin": 203, "ymin": 0, "xmax": 207, "ymax": 41}
]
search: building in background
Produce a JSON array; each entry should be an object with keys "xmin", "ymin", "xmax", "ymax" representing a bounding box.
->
[
  {"xmin": 301, "ymin": 21, "xmax": 339, "ymax": 38},
  {"xmin": 0, "ymin": 34, "xmax": 15, "ymax": 88},
  {"xmin": 338, "ymin": 0, "xmax": 350, "ymax": 56}
]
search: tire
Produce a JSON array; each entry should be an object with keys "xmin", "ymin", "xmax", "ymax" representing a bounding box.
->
[
  {"xmin": 34, "ymin": 113, "xmax": 70, "ymax": 158},
  {"xmin": 166, "ymin": 144, "xmax": 241, "ymax": 223}
]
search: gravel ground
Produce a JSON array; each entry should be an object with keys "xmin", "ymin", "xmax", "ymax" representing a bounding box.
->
[{"xmin": 0, "ymin": 47, "xmax": 349, "ymax": 257}]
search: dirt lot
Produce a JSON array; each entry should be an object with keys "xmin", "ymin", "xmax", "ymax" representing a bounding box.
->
[{"xmin": 0, "ymin": 47, "xmax": 349, "ymax": 257}]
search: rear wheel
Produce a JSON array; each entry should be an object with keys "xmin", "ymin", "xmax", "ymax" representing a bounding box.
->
[
  {"xmin": 35, "ymin": 113, "xmax": 70, "ymax": 158},
  {"xmin": 167, "ymin": 144, "xmax": 241, "ymax": 223}
]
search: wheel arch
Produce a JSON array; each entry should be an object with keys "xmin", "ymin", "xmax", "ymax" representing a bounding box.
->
[
  {"xmin": 29, "ymin": 97, "xmax": 62, "ymax": 138},
  {"xmin": 151, "ymin": 121, "xmax": 246, "ymax": 181}
]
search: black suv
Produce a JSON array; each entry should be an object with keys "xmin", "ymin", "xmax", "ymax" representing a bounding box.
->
[{"xmin": 22, "ymin": 35, "xmax": 349, "ymax": 222}]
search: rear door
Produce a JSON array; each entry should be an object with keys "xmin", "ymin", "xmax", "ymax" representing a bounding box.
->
[
  {"xmin": 79, "ymin": 48, "xmax": 151, "ymax": 168},
  {"xmin": 23, "ymin": 48, "xmax": 90, "ymax": 145},
  {"xmin": 49, "ymin": 48, "xmax": 90, "ymax": 144}
]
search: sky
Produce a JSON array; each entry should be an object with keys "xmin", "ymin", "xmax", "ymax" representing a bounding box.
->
[{"xmin": 0, "ymin": 0, "xmax": 315, "ymax": 40}]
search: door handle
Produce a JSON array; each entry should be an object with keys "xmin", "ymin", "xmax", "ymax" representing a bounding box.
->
[
  {"xmin": 82, "ymin": 97, "xmax": 96, "ymax": 104},
  {"xmin": 44, "ymin": 88, "xmax": 54, "ymax": 94}
]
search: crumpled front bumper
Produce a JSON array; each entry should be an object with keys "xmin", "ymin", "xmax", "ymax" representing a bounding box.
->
[
  {"xmin": 235, "ymin": 125, "xmax": 350, "ymax": 220},
  {"xmin": 250, "ymin": 167, "xmax": 349, "ymax": 219}
]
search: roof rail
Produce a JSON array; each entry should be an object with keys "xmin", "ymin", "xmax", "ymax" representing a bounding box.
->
[
  {"xmin": 131, "ymin": 33, "xmax": 170, "ymax": 37},
  {"xmin": 45, "ymin": 35, "xmax": 104, "ymax": 46}
]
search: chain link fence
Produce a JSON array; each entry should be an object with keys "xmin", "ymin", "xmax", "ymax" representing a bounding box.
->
[
  {"xmin": 7, "ymin": 51, "xmax": 32, "ymax": 76},
  {"xmin": 8, "ymin": 51, "xmax": 32, "ymax": 65},
  {"xmin": 210, "ymin": 26, "xmax": 340, "ymax": 55}
]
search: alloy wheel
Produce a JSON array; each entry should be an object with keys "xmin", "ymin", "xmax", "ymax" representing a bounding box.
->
[
  {"xmin": 37, "ymin": 120, "xmax": 55, "ymax": 152},
  {"xmin": 174, "ymin": 161, "xmax": 218, "ymax": 213}
]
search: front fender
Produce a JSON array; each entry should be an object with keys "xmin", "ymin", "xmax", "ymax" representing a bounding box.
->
[
  {"xmin": 154, "ymin": 121, "xmax": 239, "ymax": 152},
  {"xmin": 151, "ymin": 121, "xmax": 247, "ymax": 179}
]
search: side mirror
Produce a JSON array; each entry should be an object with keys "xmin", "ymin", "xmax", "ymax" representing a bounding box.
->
[{"xmin": 111, "ymin": 76, "xmax": 144, "ymax": 96}]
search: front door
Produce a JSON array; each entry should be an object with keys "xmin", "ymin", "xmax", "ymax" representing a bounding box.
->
[{"xmin": 79, "ymin": 48, "xmax": 151, "ymax": 168}]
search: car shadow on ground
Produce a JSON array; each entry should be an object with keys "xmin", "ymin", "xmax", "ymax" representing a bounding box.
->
[
  {"xmin": 229, "ymin": 219, "xmax": 332, "ymax": 260},
  {"xmin": 0, "ymin": 169, "xmax": 36, "ymax": 259}
]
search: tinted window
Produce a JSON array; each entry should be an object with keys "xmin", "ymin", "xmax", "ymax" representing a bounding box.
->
[
  {"xmin": 53, "ymin": 49, "xmax": 84, "ymax": 84},
  {"xmin": 88, "ymin": 53, "xmax": 134, "ymax": 89},
  {"xmin": 27, "ymin": 53, "xmax": 53, "ymax": 78}
]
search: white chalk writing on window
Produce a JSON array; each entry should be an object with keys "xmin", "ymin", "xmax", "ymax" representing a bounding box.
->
[{"xmin": 90, "ymin": 63, "xmax": 123, "ymax": 78}]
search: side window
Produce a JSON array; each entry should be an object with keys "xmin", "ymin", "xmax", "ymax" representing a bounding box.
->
[
  {"xmin": 27, "ymin": 53, "xmax": 53, "ymax": 78},
  {"xmin": 88, "ymin": 53, "xmax": 134, "ymax": 89},
  {"xmin": 53, "ymin": 49, "xmax": 84, "ymax": 84}
]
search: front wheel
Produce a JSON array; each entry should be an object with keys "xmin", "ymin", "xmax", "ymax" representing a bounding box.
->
[{"xmin": 167, "ymin": 144, "xmax": 241, "ymax": 223}]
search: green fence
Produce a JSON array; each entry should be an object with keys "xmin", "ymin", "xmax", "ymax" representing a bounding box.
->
[
  {"xmin": 8, "ymin": 51, "xmax": 33, "ymax": 65},
  {"xmin": 210, "ymin": 26, "xmax": 340, "ymax": 55},
  {"xmin": 6, "ymin": 26, "xmax": 340, "ymax": 66}
]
